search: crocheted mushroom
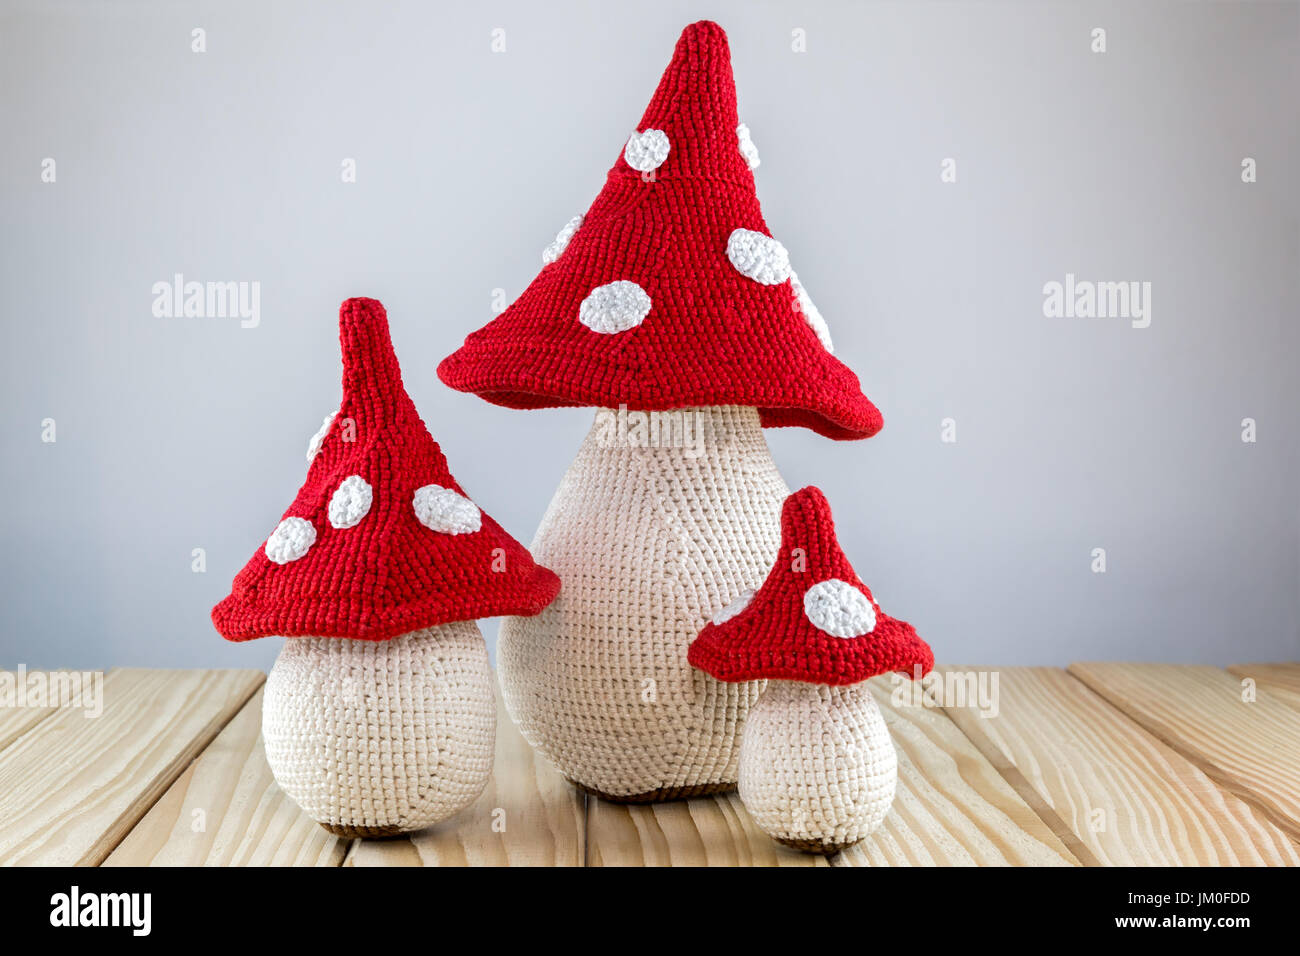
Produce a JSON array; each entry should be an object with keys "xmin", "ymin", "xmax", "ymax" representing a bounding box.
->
[
  {"xmin": 689, "ymin": 487, "xmax": 933, "ymax": 854},
  {"xmin": 212, "ymin": 298, "xmax": 560, "ymax": 838},
  {"xmin": 437, "ymin": 20, "xmax": 884, "ymax": 802}
]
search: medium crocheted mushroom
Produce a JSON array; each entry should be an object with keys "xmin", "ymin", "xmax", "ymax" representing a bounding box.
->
[
  {"xmin": 689, "ymin": 487, "xmax": 933, "ymax": 854},
  {"xmin": 212, "ymin": 298, "xmax": 560, "ymax": 838},
  {"xmin": 437, "ymin": 20, "xmax": 884, "ymax": 802}
]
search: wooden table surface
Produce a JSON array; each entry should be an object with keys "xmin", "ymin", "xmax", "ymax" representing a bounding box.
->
[{"xmin": 1, "ymin": 663, "xmax": 1296, "ymax": 866}]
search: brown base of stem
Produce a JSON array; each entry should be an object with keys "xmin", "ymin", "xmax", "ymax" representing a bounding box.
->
[
  {"xmin": 319, "ymin": 821, "xmax": 405, "ymax": 839},
  {"xmin": 567, "ymin": 778, "xmax": 737, "ymax": 803},
  {"xmin": 774, "ymin": 834, "xmax": 861, "ymax": 855}
]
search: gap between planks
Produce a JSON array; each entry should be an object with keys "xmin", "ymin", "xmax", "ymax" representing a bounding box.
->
[
  {"xmin": 939, "ymin": 686, "xmax": 1103, "ymax": 868},
  {"xmin": 0, "ymin": 668, "xmax": 264, "ymax": 866},
  {"xmin": 942, "ymin": 665, "xmax": 1299, "ymax": 866},
  {"xmin": 105, "ymin": 685, "xmax": 347, "ymax": 866},
  {"xmin": 584, "ymin": 675, "xmax": 1081, "ymax": 867},
  {"xmin": 0, "ymin": 679, "xmax": 63, "ymax": 755},
  {"xmin": 110, "ymin": 678, "xmax": 584, "ymax": 866},
  {"xmin": 1070, "ymin": 662, "xmax": 1300, "ymax": 847},
  {"xmin": 0, "ymin": 707, "xmax": 58, "ymax": 756},
  {"xmin": 32, "ymin": 664, "xmax": 1294, "ymax": 867}
]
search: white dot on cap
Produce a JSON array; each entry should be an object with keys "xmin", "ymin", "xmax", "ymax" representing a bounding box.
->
[
  {"xmin": 328, "ymin": 475, "xmax": 373, "ymax": 529},
  {"xmin": 265, "ymin": 517, "xmax": 316, "ymax": 564},
  {"xmin": 413, "ymin": 484, "xmax": 482, "ymax": 535},
  {"xmin": 802, "ymin": 579, "xmax": 876, "ymax": 638},
  {"xmin": 790, "ymin": 270, "xmax": 834, "ymax": 353},
  {"xmin": 727, "ymin": 228, "xmax": 791, "ymax": 285},
  {"xmin": 305, "ymin": 411, "xmax": 337, "ymax": 463},
  {"xmin": 543, "ymin": 215, "xmax": 584, "ymax": 265},
  {"xmin": 578, "ymin": 280, "xmax": 652, "ymax": 334},
  {"xmin": 712, "ymin": 589, "xmax": 755, "ymax": 626},
  {"xmin": 736, "ymin": 123, "xmax": 760, "ymax": 170},
  {"xmin": 624, "ymin": 129, "xmax": 670, "ymax": 173}
]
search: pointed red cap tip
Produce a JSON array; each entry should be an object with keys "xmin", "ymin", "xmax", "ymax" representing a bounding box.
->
[
  {"xmin": 211, "ymin": 298, "xmax": 561, "ymax": 642},
  {"xmin": 336, "ymin": 297, "xmax": 404, "ymax": 414},
  {"xmin": 688, "ymin": 487, "xmax": 933, "ymax": 684},
  {"xmin": 436, "ymin": 20, "xmax": 883, "ymax": 441},
  {"xmin": 683, "ymin": 19, "xmax": 726, "ymax": 37}
]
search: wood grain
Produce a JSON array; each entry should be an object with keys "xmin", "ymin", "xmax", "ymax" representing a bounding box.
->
[
  {"xmin": 1070, "ymin": 662, "xmax": 1300, "ymax": 844},
  {"xmin": 0, "ymin": 668, "xmax": 263, "ymax": 866},
  {"xmin": 587, "ymin": 789, "xmax": 828, "ymax": 867},
  {"xmin": 8, "ymin": 665, "xmax": 1293, "ymax": 867},
  {"xmin": 587, "ymin": 676, "xmax": 1079, "ymax": 867},
  {"xmin": 1227, "ymin": 662, "xmax": 1300, "ymax": 711},
  {"xmin": 345, "ymin": 685, "xmax": 584, "ymax": 866},
  {"xmin": 0, "ymin": 671, "xmax": 61, "ymax": 753},
  {"xmin": 103, "ymin": 686, "xmax": 345, "ymax": 866},
  {"xmin": 944, "ymin": 666, "xmax": 1300, "ymax": 865}
]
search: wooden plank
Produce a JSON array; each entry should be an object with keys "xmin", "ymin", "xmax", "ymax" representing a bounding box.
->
[
  {"xmin": 1227, "ymin": 662, "xmax": 1300, "ymax": 710},
  {"xmin": 0, "ymin": 668, "xmax": 264, "ymax": 866},
  {"xmin": 1070, "ymin": 662, "xmax": 1300, "ymax": 845},
  {"xmin": 945, "ymin": 666, "xmax": 1300, "ymax": 865},
  {"xmin": 587, "ymin": 790, "xmax": 827, "ymax": 867},
  {"xmin": 0, "ymin": 707, "xmax": 54, "ymax": 754},
  {"xmin": 856, "ymin": 680, "xmax": 1078, "ymax": 866},
  {"xmin": 0, "ymin": 670, "xmax": 62, "ymax": 752},
  {"xmin": 345, "ymin": 685, "xmax": 584, "ymax": 866},
  {"xmin": 104, "ymin": 686, "xmax": 345, "ymax": 866},
  {"xmin": 587, "ymin": 677, "xmax": 1080, "ymax": 867}
]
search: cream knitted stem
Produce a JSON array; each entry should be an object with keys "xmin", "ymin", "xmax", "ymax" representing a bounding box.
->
[
  {"xmin": 738, "ymin": 681, "xmax": 897, "ymax": 853},
  {"xmin": 262, "ymin": 621, "xmax": 496, "ymax": 837},
  {"xmin": 499, "ymin": 405, "xmax": 789, "ymax": 800}
]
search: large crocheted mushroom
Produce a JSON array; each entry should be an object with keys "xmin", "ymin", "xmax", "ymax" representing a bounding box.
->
[
  {"xmin": 212, "ymin": 298, "xmax": 560, "ymax": 837},
  {"xmin": 438, "ymin": 21, "xmax": 883, "ymax": 802},
  {"xmin": 689, "ymin": 487, "xmax": 933, "ymax": 854}
]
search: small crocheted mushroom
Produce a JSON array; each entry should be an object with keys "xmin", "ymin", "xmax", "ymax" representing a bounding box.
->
[
  {"xmin": 212, "ymin": 298, "xmax": 560, "ymax": 838},
  {"xmin": 689, "ymin": 487, "xmax": 933, "ymax": 854},
  {"xmin": 437, "ymin": 20, "xmax": 885, "ymax": 803}
]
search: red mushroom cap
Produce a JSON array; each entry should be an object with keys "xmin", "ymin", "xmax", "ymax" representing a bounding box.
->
[
  {"xmin": 688, "ymin": 487, "xmax": 932, "ymax": 684},
  {"xmin": 437, "ymin": 21, "xmax": 883, "ymax": 442},
  {"xmin": 211, "ymin": 298, "xmax": 561, "ymax": 642}
]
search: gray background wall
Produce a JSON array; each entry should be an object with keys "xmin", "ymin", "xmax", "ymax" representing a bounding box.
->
[{"xmin": 2, "ymin": 0, "xmax": 1296, "ymax": 673}]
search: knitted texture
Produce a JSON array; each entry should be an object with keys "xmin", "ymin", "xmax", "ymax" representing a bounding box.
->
[
  {"xmin": 437, "ymin": 21, "xmax": 883, "ymax": 442},
  {"xmin": 738, "ymin": 681, "xmax": 897, "ymax": 852},
  {"xmin": 689, "ymin": 486, "xmax": 934, "ymax": 684},
  {"xmin": 212, "ymin": 297, "xmax": 561, "ymax": 642},
  {"xmin": 498, "ymin": 405, "xmax": 788, "ymax": 799},
  {"xmin": 262, "ymin": 621, "xmax": 495, "ymax": 834}
]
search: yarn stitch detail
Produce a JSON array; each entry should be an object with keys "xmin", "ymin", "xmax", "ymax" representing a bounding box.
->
[
  {"xmin": 262, "ymin": 621, "xmax": 496, "ymax": 833},
  {"xmin": 413, "ymin": 484, "xmax": 482, "ymax": 535},
  {"xmin": 328, "ymin": 475, "xmax": 373, "ymax": 529},
  {"xmin": 803, "ymin": 579, "xmax": 876, "ymax": 637},
  {"xmin": 543, "ymin": 215, "xmax": 584, "ymax": 264},
  {"xmin": 726, "ymin": 228, "xmax": 791, "ymax": 285},
  {"xmin": 306, "ymin": 411, "xmax": 337, "ymax": 462},
  {"xmin": 265, "ymin": 517, "xmax": 316, "ymax": 564},
  {"xmin": 578, "ymin": 280, "xmax": 653, "ymax": 334},
  {"xmin": 790, "ymin": 270, "xmax": 833, "ymax": 353},
  {"xmin": 624, "ymin": 129, "xmax": 671, "ymax": 172},
  {"xmin": 736, "ymin": 123, "xmax": 760, "ymax": 169}
]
